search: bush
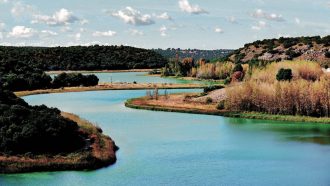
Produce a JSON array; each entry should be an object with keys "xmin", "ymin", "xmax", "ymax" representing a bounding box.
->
[
  {"xmin": 224, "ymin": 77, "xmax": 231, "ymax": 85},
  {"xmin": 216, "ymin": 100, "xmax": 225, "ymax": 110},
  {"xmin": 276, "ymin": 68, "xmax": 292, "ymax": 81},
  {"xmin": 52, "ymin": 73, "xmax": 99, "ymax": 88},
  {"xmin": 325, "ymin": 51, "xmax": 330, "ymax": 58},
  {"xmin": 233, "ymin": 64, "xmax": 243, "ymax": 72},
  {"xmin": 206, "ymin": 97, "xmax": 213, "ymax": 104},
  {"xmin": 203, "ymin": 85, "xmax": 224, "ymax": 93}
]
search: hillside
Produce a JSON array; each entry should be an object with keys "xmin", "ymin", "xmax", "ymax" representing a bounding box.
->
[
  {"xmin": 229, "ymin": 36, "xmax": 330, "ymax": 67},
  {"xmin": 0, "ymin": 45, "xmax": 167, "ymax": 71},
  {"xmin": 153, "ymin": 48, "xmax": 233, "ymax": 60}
]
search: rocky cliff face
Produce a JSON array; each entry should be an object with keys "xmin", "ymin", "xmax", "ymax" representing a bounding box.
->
[{"xmin": 229, "ymin": 36, "xmax": 330, "ymax": 67}]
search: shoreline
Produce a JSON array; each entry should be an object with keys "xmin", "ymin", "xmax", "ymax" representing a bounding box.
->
[
  {"xmin": 147, "ymin": 74, "xmax": 224, "ymax": 84},
  {"xmin": 125, "ymin": 95, "xmax": 330, "ymax": 124},
  {"xmin": 0, "ymin": 112, "xmax": 118, "ymax": 174},
  {"xmin": 46, "ymin": 69, "xmax": 153, "ymax": 75},
  {"xmin": 15, "ymin": 83, "xmax": 205, "ymax": 97}
]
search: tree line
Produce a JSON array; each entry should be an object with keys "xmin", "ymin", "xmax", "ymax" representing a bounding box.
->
[
  {"xmin": 0, "ymin": 59, "xmax": 99, "ymax": 91},
  {"xmin": 0, "ymin": 45, "xmax": 167, "ymax": 71}
]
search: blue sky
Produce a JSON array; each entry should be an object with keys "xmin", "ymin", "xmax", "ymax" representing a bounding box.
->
[{"xmin": 0, "ymin": 0, "xmax": 329, "ymax": 49}]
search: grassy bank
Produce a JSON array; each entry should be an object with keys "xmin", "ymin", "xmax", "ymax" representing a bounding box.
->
[
  {"xmin": 0, "ymin": 112, "xmax": 118, "ymax": 174},
  {"xmin": 125, "ymin": 96, "xmax": 330, "ymax": 124},
  {"xmin": 15, "ymin": 83, "xmax": 205, "ymax": 97}
]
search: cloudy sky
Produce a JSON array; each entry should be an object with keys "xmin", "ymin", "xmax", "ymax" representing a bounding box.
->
[{"xmin": 0, "ymin": 0, "xmax": 329, "ymax": 49}]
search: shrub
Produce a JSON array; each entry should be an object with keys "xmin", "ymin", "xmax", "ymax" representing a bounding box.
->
[
  {"xmin": 203, "ymin": 85, "xmax": 224, "ymax": 93},
  {"xmin": 276, "ymin": 68, "xmax": 292, "ymax": 81},
  {"xmin": 206, "ymin": 97, "xmax": 213, "ymax": 104},
  {"xmin": 216, "ymin": 100, "xmax": 225, "ymax": 110},
  {"xmin": 224, "ymin": 77, "xmax": 231, "ymax": 85},
  {"xmin": 325, "ymin": 51, "xmax": 330, "ymax": 58},
  {"xmin": 233, "ymin": 64, "xmax": 243, "ymax": 72},
  {"xmin": 231, "ymin": 71, "xmax": 244, "ymax": 82}
]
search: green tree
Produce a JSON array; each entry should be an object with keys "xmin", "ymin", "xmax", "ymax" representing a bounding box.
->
[{"xmin": 276, "ymin": 68, "xmax": 293, "ymax": 81}]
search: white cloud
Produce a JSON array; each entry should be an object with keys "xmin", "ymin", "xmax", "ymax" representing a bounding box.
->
[
  {"xmin": 0, "ymin": 0, "xmax": 9, "ymax": 3},
  {"xmin": 251, "ymin": 9, "xmax": 284, "ymax": 21},
  {"xmin": 159, "ymin": 25, "xmax": 167, "ymax": 36},
  {"xmin": 32, "ymin": 8, "xmax": 79, "ymax": 26},
  {"xmin": 214, "ymin": 27, "xmax": 224, "ymax": 33},
  {"xmin": 295, "ymin": 17, "xmax": 300, "ymax": 24},
  {"xmin": 11, "ymin": 2, "xmax": 35, "ymax": 17},
  {"xmin": 251, "ymin": 21, "xmax": 267, "ymax": 31},
  {"xmin": 227, "ymin": 16, "xmax": 237, "ymax": 24},
  {"xmin": 80, "ymin": 19, "xmax": 89, "ymax": 25},
  {"xmin": 278, "ymin": 33, "xmax": 291, "ymax": 38},
  {"xmin": 0, "ymin": 32, "xmax": 3, "ymax": 39},
  {"xmin": 178, "ymin": 0, "xmax": 208, "ymax": 14},
  {"xmin": 129, "ymin": 29, "xmax": 144, "ymax": 36},
  {"xmin": 79, "ymin": 28, "xmax": 87, "ymax": 32},
  {"xmin": 60, "ymin": 26, "xmax": 73, "ymax": 32},
  {"xmin": 41, "ymin": 30, "xmax": 58, "ymax": 37},
  {"xmin": 93, "ymin": 30, "xmax": 117, "ymax": 37},
  {"xmin": 156, "ymin": 12, "xmax": 172, "ymax": 20},
  {"xmin": 0, "ymin": 22, "xmax": 5, "ymax": 31},
  {"xmin": 8, "ymin": 26, "xmax": 36, "ymax": 38},
  {"xmin": 111, "ymin": 7, "xmax": 155, "ymax": 26},
  {"xmin": 75, "ymin": 33, "xmax": 81, "ymax": 40}
]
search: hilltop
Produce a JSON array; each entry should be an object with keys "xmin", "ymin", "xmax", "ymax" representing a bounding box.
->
[
  {"xmin": 153, "ymin": 48, "xmax": 233, "ymax": 61},
  {"xmin": 0, "ymin": 45, "xmax": 167, "ymax": 71},
  {"xmin": 228, "ymin": 36, "xmax": 330, "ymax": 67}
]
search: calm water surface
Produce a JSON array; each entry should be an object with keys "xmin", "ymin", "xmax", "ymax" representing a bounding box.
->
[{"xmin": 1, "ymin": 80, "xmax": 330, "ymax": 186}]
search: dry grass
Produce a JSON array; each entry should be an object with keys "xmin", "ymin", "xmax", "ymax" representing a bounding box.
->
[
  {"xmin": 249, "ymin": 60, "xmax": 323, "ymax": 83},
  {"xmin": 227, "ymin": 61, "xmax": 330, "ymax": 117}
]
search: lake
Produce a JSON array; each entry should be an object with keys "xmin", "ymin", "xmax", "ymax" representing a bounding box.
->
[{"xmin": 1, "ymin": 76, "xmax": 330, "ymax": 186}]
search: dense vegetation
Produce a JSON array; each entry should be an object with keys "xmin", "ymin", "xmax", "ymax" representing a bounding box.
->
[
  {"xmin": 0, "ymin": 88, "xmax": 86, "ymax": 155},
  {"xmin": 53, "ymin": 73, "xmax": 99, "ymax": 88},
  {"xmin": 0, "ymin": 45, "xmax": 167, "ymax": 71},
  {"xmin": 153, "ymin": 48, "xmax": 233, "ymax": 61},
  {"xmin": 0, "ymin": 58, "xmax": 99, "ymax": 91},
  {"xmin": 226, "ymin": 61, "xmax": 330, "ymax": 117}
]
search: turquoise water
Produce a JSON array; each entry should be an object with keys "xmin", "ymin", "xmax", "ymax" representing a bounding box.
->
[
  {"xmin": 50, "ymin": 72, "xmax": 207, "ymax": 84},
  {"xmin": 1, "ymin": 89, "xmax": 330, "ymax": 186}
]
